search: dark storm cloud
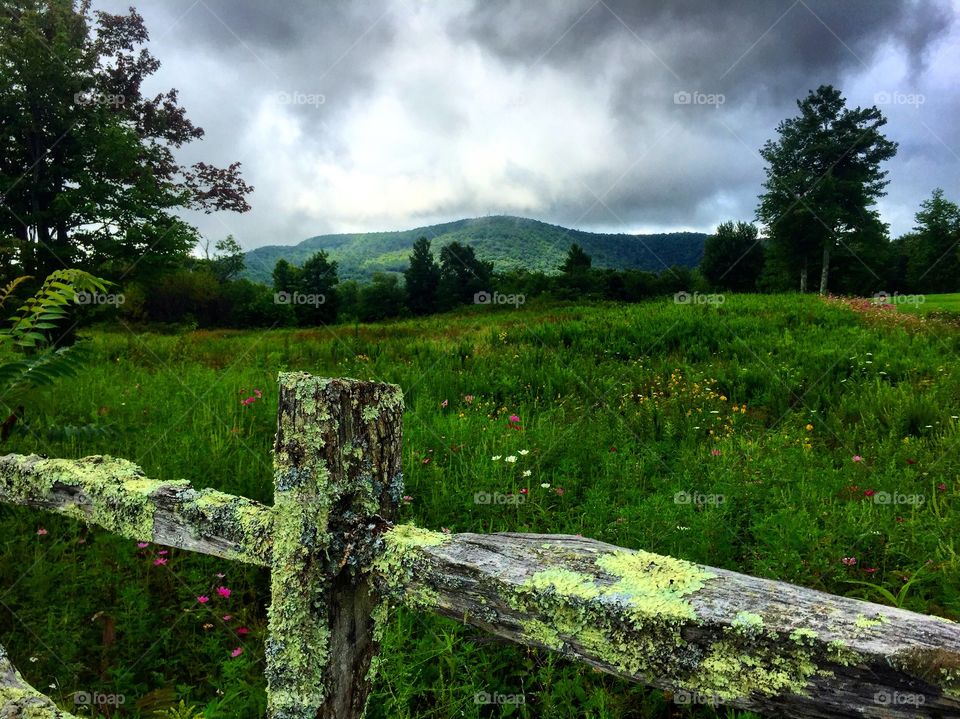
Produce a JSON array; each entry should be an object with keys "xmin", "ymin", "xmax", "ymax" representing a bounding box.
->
[
  {"xmin": 89, "ymin": 0, "xmax": 960, "ymax": 245},
  {"xmin": 453, "ymin": 0, "xmax": 952, "ymax": 100}
]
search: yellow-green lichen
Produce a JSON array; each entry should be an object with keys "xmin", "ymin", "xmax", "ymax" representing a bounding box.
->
[
  {"xmin": 732, "ymin": 612, "xmax": 764, "ymax": 635},
  {"xmin": 506, "ymin": 548, "xmax": 716, "ymax": 678},
  {"xmin": 853, "ymin": 612, "xmax": 888, "ymax": 634},
  {"xmin": 825, "ymin": 639, "xmax": 862, "ymax": 667},
  {"xmin": 691, "ymin": 634, "xmax": 821, "ymax": 702}
]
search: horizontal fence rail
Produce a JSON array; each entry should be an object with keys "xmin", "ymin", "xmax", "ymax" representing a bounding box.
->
[{"xmin": 0, "ymin": 373, "xmax": 958, "ymax": 718}]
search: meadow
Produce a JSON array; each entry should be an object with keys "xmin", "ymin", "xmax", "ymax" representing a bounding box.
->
[{"xmin": 1, "ymin": 294, "xmax": 959, "ymax": 718}]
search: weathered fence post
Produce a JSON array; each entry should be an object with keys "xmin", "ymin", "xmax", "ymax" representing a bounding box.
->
[{"xmin": 266, "ymin": 373, "xmax": 404, "ymax": 719}]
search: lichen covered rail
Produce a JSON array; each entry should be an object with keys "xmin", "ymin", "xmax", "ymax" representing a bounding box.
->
[{"xmin": 1, "ymin": 373, "xmax": 959, "ymax": 719}]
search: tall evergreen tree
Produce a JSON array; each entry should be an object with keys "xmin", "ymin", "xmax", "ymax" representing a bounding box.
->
[
  {"xmin": 908, "ymin": 189, "xmax": 960, "ymax": 293},
  {"xmin": 757, "ymin": 85, "xmax": 897, "ymax": 294},
  {"xmin": 437, "ymin": 242, "xmax": 493, "ymax": 308},
  {"xmin": 403, "ymin": 237, "xmax": 441, "ymax": 315},
  {"xmin": 298, "ymin": 251, "xmax": 339, "ymax": 325}
]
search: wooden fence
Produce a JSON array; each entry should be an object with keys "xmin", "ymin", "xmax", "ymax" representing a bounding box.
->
[{"xmin": 1, "ymin": 373, "xmax": 959, "ymax": 719}]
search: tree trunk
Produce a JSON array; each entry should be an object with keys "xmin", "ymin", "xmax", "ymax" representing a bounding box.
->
[
  {"xmin": 819, "ymin": 242, "xmax": 831, "ymax": 295},
  {"xmin": 267, "ymin": 374, "xmax": 404, "ymax": 719},
  {"xmin": 799, "ymin": 258, "xmax": 808, "ymax": 293}
]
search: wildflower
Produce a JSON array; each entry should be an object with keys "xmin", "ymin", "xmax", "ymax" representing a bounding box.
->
[
  {"xmin": 402, "ymin": 495, "xmax": 413, "ymax": 504},
  {"xmin": 505, "ymin": 455, "xmax": 517, "ymax": 463},
  {"xmin": 938, "ymin": 483, "xmax": 947, "ymax": 492},
  {"xmin": 440, "ymin": 399, "xmax": 449, "ymax": 409},
  {"xmin": 710, "ymin": 449, "xmax": 721, "ymax": 456},
  {"xmin": 464, "ymin": 395, "xmax": 474, "ymax": 404},
  {"xmin": 554, "ymin": 487, "xmax": 565, "ymax": 496},
  {"xmin": 841, "ymin": 557, "xmax": 857, "ymax": 566},
  {"xmin": 540, "ymin": 482, "xmax": 550, "ymax": 489},
  {"xmin": 522, "ymin": 470, "xmax": 532, "ymax": 477},
  {"xmin": 610, "ymin": 446, "xmax": 617, "ymax": 452},
  {"xmin": 154, "ymin": 558, "xmax": 168, "ymax": 566},
  {"xmin": 216, "ymin": 586, "xmax": 231, "ymax": 598},
  {"xmin": 518, "ymin": 449, "xmax": 529, "ymax": 455},
  {"xmin": 136, "ymin": 542, "xmax": 149, "ymax": 548},
  {"xmin": 509, "ymin": 414, "xmax": 520, "ymax": 424},
  {"xmin": 222, "ymin": 615, "xmax": 233, "ymax": 621},
  {"xmin": 863, "ymin": 568, "xmax": 878, "ymax": 574},
  {"xmin": 441, "ymin": 527, "xmax": 451, "ymax": 534},
  {"xmin": 216, "ymin": 573, "xmax": 226, "ymax": 578},
  {"xmin": 203, "ymin": 623, "xmax": 214, "ymax": 630},
  {"xmin": 492, "ymin": 455, "xmax": 502, "ymax": 461},
  {"xmin": 197, "ymin": 595, "xmax": 210, "ymax": 604},
  {"xmin": 36, "ymin": 528, "xmax": 48, "ymax": 536},
  {"xmin": 422, "ymin": 457, "xmax": 431, "ymax": 465},
  {"xmin": 864, "ymin": 489, "xmax": 876, "ymax": 497},
  {"xmin": 805, "ymin": 424, "xmax": 813, "ymax": 432},
  {"xmin": 236, "ymin": 626, "xmax": 250, "ymax": 636},
  {"xmin": 158, "ymin": 550, "xmax": 169, "ymax": 555},
  {"xmin": 519, "ymin": 488, "xmax": 528, "ymax": 495},
  {"xmin": 895, "ymin": 517, "xmax": 904, "ymax": 524},
  {"xmin": 253, "ymin": 389, "xmax": 262, "ymax": 399},
  {"xmin": 852, "ymin": 455, "xmax": 863, "ymax": 463},
  {"xmin": 230, "ymin": 647, "xmax": 244, "ymax": 658}
]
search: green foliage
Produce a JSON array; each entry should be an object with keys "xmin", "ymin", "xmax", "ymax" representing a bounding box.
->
[
  {"xmin": 0, "ymin": 1, "xmax": 251, "ymax": 279},
  {"xmin": 0, "ymin": 269, "xmax": 109, "ymax": 348},
  {"xmin": 700, "ymin": 222, "xmax": 764, "ymax": 292},
  {"xmin": 0, "ymin": 269, "xmax": 109, "ymax": 442},
  {"xmin": 906, "ymin": 189, "xmax": 960, "ymax": 293}
]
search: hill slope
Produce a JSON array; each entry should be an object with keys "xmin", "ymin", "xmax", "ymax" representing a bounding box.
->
[{"xmin": 242, "ymin": 215, "xmax": 706, "ymax": 284}]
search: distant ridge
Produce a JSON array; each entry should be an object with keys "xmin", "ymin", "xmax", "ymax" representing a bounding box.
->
[{"xmin": 242, "ymin": 215, "xmax": 706, "ymax": 284}]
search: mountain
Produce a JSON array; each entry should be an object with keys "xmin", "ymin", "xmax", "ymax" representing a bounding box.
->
[{"xmin": 242, "ymin": 215, "xmax": 706, "ymax": 284}]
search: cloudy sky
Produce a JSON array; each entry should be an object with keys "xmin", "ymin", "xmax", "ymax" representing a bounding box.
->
[{"xmin": 92, "ymin": 0, "xmax": 960, "ymax": 249}]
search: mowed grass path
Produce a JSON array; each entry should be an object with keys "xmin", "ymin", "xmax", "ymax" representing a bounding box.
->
[{"xmin": 1, "ymin": 295, "xmax": 959, "ymax": 718}]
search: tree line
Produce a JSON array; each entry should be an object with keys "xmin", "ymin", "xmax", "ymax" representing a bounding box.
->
[{"xmin": 0, "ymin": 0, "xmax": 956, "ymax": 329}]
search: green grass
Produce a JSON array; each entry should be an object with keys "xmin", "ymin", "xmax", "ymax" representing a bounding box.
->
[
  {"xmin": 1, "ymin": 294, "xmax": 959, "ymax": 718},
  {"xmin": 899, "ymin": 292, "xmax": 960, "ymax": 315}
]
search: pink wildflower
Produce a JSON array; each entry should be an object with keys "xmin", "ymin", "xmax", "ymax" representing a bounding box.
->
[
  {"xmin": 440, "ymin": 399, "xmax": 449, "ymax": 408},
  {"xmin": 710, "ymin": 449, "xmax": 721, "ymax": 456},
  {"xmin": 852, "ymin": 455, "xmax": 863, "ymax": 463},
  {"xmin": 236, "ymin": 626, "xmax": 250, "ymax": 636},
  {"xmin": 154, "ymin": 558, "xmax": 168, "ymax": 566},
  {"xmin": 230, "ymin": 647, "xmax": 244, "ymax": 658},
  {"xmin": 222, "ymin": 615, "xmax": 233, "ymax": 621},
  {"xmin": 36, "ymin": 528, "xmax": 48, "ymax": 536},
  {"xmin": 841, "ymin": 557, "xmax": 857, "ymax": 566},
  {"xmin": 197, "ymin": 595, "xmax": 210, "ymax": 604},
  {"xmin": 216, "ymin": 586, "xmax": 231, "ymax": 598},
  {"xmin": 136, "ymin": 542, "xmax": 149, "ymax": 548}
]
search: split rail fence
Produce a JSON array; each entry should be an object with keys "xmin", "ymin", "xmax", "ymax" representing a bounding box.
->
[{"xmin": 1, "ymin": 373, "xmax": 959, "ymax": 718}]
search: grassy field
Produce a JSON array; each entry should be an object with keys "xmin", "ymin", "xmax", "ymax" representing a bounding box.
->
[
  {"xmin": 898, "ymin": 292, "xmax": 960, "ymax": 315},
  {"xmin": 1, "ymin": 294, "xmax": 959, "ymax": 718}
]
